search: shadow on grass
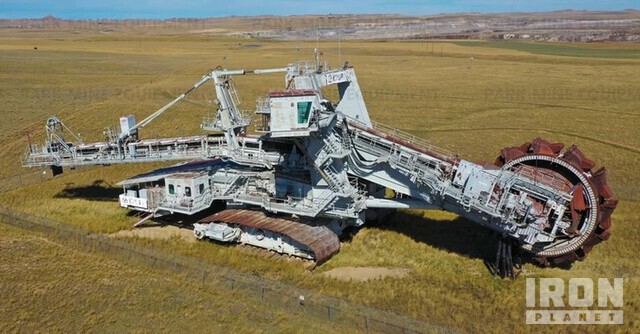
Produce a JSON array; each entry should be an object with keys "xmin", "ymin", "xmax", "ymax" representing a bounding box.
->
[
  {"xmin": 379, "ymin": 210, "xmax": 497, "ymax": 260},
  {"xmin": 55, "ymin": 180, "xmax": 121, "ymax": 201},
  {"xmin": 373, "ymin": 210, "xmax": 572, "ymax": 273}
]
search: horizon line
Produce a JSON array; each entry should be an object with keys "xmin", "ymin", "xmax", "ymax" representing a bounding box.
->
[{"xmin": 2, "ymin": 8, "xmax": 639, "ymax": 21}]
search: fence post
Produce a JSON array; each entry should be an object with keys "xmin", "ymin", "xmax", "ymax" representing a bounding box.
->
[
  {"xmin": 364, "ymin": 315, "xmax": 369, "ymax": 332},
  {"xmin": 327, "ymin": 305, "xmax": 332, "ymax": 320}
]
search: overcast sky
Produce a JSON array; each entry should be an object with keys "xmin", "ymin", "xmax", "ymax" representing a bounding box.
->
[{"xmin": 1, "ymin": 0, "xmax": 637, "ymax": 19}]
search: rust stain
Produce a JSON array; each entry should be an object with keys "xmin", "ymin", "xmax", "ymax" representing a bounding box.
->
[{"xmin": 199, "ymin": 209, "xmax": 340, "ymax": 265}]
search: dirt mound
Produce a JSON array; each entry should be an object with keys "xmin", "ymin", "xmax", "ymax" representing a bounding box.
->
[
  {"xmin": 110, "ymin": 225, "xmax": 195, "ymax": 243},
  {"xmin": 322, "ymin": 266, "xmax": 410, "ymax": 282}
]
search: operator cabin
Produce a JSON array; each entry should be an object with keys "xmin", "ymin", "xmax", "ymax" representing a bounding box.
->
[{"xmin": 257, "ymin": 89, "xmax": 320, "ymax": 137}]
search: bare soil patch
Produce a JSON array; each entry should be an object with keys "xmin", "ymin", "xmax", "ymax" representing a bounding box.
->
[{"xmin": 110, "ymin": 225, "xmax": 195, "ymax": 243}]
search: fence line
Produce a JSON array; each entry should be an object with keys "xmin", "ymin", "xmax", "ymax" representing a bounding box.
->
[
  {"xmin": 0, "ymin": 206, "xmax": 457, "ymax": 334},
  {"xmin": 0, "ymin": 170, "xmax": 46, "ymax": 193}
]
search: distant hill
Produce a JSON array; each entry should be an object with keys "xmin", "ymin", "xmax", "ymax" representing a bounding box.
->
[{"xmin": 1, "ymin": 10, "xmax": 639, "ymax": 42}]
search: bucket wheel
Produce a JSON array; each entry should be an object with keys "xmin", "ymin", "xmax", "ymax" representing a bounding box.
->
[{"xmin": 495, "ymin": 138, "xmax": 617, "ymax": 266}]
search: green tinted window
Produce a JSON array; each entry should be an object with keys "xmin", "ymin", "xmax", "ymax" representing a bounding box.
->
[
  {"xmin": 297, "ymin": 101, "xmax": 312, "ymax": 124},
  {"xmin": 168, "ymin": 184, "xmax": 175, "ymax": 195}
]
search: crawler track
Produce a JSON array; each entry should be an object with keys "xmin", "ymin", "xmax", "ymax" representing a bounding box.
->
[
  {"xmin": 198, "ymin": 209, "xmax": 340, "ymax": 266},
  {"xmin": 236, "ymin": 245, "xmax": 318, "ymax": 270}
]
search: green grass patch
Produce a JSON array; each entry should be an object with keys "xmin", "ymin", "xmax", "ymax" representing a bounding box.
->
[{"xmin": 453, "ymin": 40, "xmax": 640, "ymax": 59}]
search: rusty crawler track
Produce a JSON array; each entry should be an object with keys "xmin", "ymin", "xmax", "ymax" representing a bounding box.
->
[{"xmin": 199, "ymin": 209, "xmax": 340, "ymax": 266}]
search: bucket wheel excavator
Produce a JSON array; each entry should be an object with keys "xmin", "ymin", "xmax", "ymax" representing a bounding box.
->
[{"xmin": 22, "ymin": 54, "xmax": 617, "ymax": 276}]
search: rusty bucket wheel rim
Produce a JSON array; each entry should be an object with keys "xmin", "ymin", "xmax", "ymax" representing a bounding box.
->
[{"xmin": 503, "ymin": 154, "xmax": 599, "ymax": 257}]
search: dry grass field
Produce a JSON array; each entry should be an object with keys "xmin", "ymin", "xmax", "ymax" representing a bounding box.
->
[
  {"xmin": 1, "ymin": 29, "xmax": 639, "ymax": 333},
  {"xmin": 0, "ymin": 223, "xmax": 360, "ymax": 333}
]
